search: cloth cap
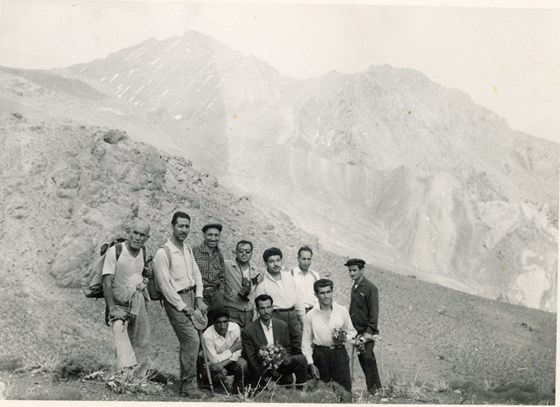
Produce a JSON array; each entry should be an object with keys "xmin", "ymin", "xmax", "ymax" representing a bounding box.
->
[
  {"xmin": 344, "ymin": 258, "xmax": 365, "ymax": 268},
  {"xmin": 202, "ymin": 223, "xmax": 223, "ymax": 233},
  {"xmin": 191, "ymin": 309, "xmax": 208, "ymax": 331}
]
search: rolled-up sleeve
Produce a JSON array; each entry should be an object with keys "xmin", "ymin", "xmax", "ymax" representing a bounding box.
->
[
  {"xmin": 302, "ymin": 313, "xmax": 314, "ymax": 365},
  {"xmin": 202, "ymin": 333, "xmax": 233, "ymax": 365},
  {"xmin": 153, "ymin": 248, "xmax": 187, "ymax": 311}
]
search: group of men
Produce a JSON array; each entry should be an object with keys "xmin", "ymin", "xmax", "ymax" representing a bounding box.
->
[{"xmin": 101, "ymin": 211, "xmax": 382, "ymax": 398}]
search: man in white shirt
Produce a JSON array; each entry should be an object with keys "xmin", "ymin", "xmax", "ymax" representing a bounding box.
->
[
  {"xmin": 202, "ymin": 307, "xmax": 248, "ymax": 393},
  {"xmin": 102, "ymin": 220, "xmax": 150, "ymax": 375},
  {"xmin": 254, "ymin": 247, "xmax": 306, "ymax": 355},
  {"xmin": 302, "ymin": 279, "xmax": 356, "ymax": 394},
  {"xmin": 291, "ymin": 246, "xmax": 320, "ymax": 313},
  {"xmin": 153, "ymin": 211, "xmax": 208, "ymax": 398}
]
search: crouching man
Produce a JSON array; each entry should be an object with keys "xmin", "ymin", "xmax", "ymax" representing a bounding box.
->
[
  {"xmin": 102, "ymin": 220, "xmax": 151, "ymax": 375},
  {"xmin": 241, "ymin": 294, "xmax": 307, "ymax": 389},
  {"xmin": 201, "ymin": 307, "xmax": 249, "ymax": 393}
]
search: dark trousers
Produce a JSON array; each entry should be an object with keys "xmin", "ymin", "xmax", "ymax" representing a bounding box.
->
[
  {"xmin": 202, "ymin": 288, "xmax": 225, "ymax": 325},
  {"xmin": 211, "ymin": 357, "xmax": 249, "ymax": 393},
  {"xmin": 277, "ymin": 354, "xmax": 307, "ymax": 387},
  {"xmin": 312, "ymin": 346, "xmax": 352, "ymax": 393},
  {"xmin": 226, "ymin": 307, "xmax": 254, "ymax": 328},
  {"xmin": 163, "ymin": 291, "xmax": 200, "ymax": 392},
  {"xmin": 272, "ymin": 310, "xmax": 303, "ymax": 355},
  {"xmin": 358, "ymin": 340, "xmax": 382, "ymax": 393}
]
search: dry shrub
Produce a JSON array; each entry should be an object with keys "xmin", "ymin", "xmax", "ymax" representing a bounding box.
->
[
  {"xmin": 55, "ymin": 354, "xmax": 110, "ymax": 379},
  {"xmin": 227, "ymin": 380, "xmax": 350, "ymax": 404}
]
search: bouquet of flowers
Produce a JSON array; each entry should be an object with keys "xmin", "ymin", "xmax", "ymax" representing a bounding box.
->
[
  {"xmin": 258, "ymin": 343, "xmax": 285, "ymax": 371},
  {"xmin": 332, "ymin": 327, "xmax": 348, "ymax": 345},
  {"xmin": 352, "ymin": 334, "xmax": 366, "ymax": 354}
]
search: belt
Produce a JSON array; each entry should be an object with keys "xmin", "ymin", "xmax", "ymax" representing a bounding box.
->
[
  {"xmin": 177, "ymin": 286, "xmax": 194, "ymax": 294},
  {"xmin": 203, "ymin": 285, "xmax": 218, "ymax": 291},
  {"xmin": 273, "ymin": 306, "xmax": 295, "ymax": 313},
  {"xmin": 314, "ymin": 344, "xmax": 345, "ymax": 350}
]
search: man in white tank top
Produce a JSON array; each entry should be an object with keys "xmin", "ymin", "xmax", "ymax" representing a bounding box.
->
[{"xmin": 102, "ymin": 220, "xmax": 150, "ymax": 375}]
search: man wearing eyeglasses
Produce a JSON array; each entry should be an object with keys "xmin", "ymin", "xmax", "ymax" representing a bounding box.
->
[{"xmin": 224, "ymin": 240, "xmax": 263, "ymax": 327}]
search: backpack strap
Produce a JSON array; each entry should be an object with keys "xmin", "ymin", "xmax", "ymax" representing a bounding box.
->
[
  {"xmin": 162, "ymin": 245, "xmax": 172, "ymax": 269},
  {"xmin": 115, "ymin": 242, "xmax": 123, "ymax": 262}
]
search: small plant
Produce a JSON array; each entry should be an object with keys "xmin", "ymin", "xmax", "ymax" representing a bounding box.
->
[{"xmin": 431, "ymin": 379, "xmax": 449, "ymax": 392}]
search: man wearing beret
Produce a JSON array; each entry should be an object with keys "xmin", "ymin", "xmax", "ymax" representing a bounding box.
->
[
  {"xmin": 193, "ymin": 223, "xmax": 226, "ymax": 313},
  {"xmin": 345, "ymin": 258, "xmax": 382, "ymax": 394},
  {"xmin": 255, "ymin": 247, "xmax": 306, "ymax": 355}
]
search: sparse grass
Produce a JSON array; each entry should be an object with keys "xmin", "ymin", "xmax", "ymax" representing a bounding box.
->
[
  {"xmin": 370, "ymin": 371, "xmax": 437, "ymax": 403},
  {"xmin": 55, "ymin": 354, "xmax": 110, "ymax": 380},
  {"xmin": 450, "ymin": 379, "xmax": 555, "ymax": 404},
  {"xmin": 212, "ymin": 379, "xmax": 351, "ymax": 404},
  {"xmin": 18, "ymin": 387, "xmax": 83, "ymax": 400},
  {"xmin": 102, "ymin": 366, "xmax": 165, "ymax": 396}
]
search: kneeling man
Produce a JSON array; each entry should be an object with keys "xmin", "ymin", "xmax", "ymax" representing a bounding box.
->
[
  {"xmin": 302, "ymin": 279, "xmax": 356, "ymax": 393},
  {"xmin": 241, "ymin": 294, "xmax": 307, "ymax": 388},
  {"xmin": 202, "ymin": 307, "xmax": 248, "ymax": 393}
]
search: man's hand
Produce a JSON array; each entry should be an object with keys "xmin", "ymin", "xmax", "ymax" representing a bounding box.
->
[
  {"xmin": 110, "ymin": 308, "xmax": 128, "ymax": 321},
  {"xmin": 363, "ymin": 333, "xmax": 380, "ymax": 342},
  {"xmin": 251, "ymin": 273, "xmax": 264, "ymax": 286},
  {"xmin": 195, "ymin": 297, "xmax": 208, "ymax": 314},
  {"xmin": 231, "ymin": 338, "xmax": 242, "ymax": 353},
  {"xmin": 309, "ymin": 364, "xmax": 320, "ymax": 380}
]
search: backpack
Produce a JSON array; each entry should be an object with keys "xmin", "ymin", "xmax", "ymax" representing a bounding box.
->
[
  {"xmin": 81, "ymin": 238, "xmax": 148, "ymax": 299},
  {"xmin": 146, "ymin": 245, "xmax": 172, "ymax": 301},
  {"xmin": 81, "ymin": 238, "xmax": 126, "ymax": 298}
]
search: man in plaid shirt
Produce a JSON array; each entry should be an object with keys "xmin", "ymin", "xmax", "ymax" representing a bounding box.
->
[{"xmin": 193, "ymin": 223, "xmax": 226, "ymax": 313}]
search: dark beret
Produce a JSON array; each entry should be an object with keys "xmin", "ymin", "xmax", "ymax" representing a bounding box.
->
[
  {"xmin": 344, "ymin": 258, "xmax": 365, "ymax": 268},
  {"xmin": 202, "ymin": 223, "xmax": 223, "ymax": 233},
  {"xmin": 263, "ymin": 247, "xmax": 283, "ymax": 263}
]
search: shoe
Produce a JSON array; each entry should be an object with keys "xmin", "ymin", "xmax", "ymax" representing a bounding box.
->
[{"xmin": 179, "ymin": 388, "xmax": 207, "ymax": 399}]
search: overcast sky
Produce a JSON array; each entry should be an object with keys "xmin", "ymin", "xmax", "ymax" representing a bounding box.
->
[{"xmin": 1, "ymin": 0, "xmax": 559, "ymax": 143}]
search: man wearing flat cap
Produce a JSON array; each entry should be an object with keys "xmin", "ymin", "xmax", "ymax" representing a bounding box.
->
[
  {"xmin": 345, "ymin": 258, "xmax": 382, "ymax": 394},
  {"xmin": 193, "ymin": 223, "xmax": 226, "ymax": 313},
  {"xmin": 254, "ymin": 247, "xmax": 306, "ymax": 355}
]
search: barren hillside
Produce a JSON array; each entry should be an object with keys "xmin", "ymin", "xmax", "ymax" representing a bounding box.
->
[{"xmin": 0, "ymin": 112, "xmax": 555, "ymax": 403}]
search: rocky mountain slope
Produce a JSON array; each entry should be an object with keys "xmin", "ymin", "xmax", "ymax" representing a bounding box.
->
[
  {"xmin": 0, "ymin": 111, "xmax": 555, "ymax": 401},
  {"xmin": 62, "ymin": 31, "xmax": 558, "ymax": 311}
]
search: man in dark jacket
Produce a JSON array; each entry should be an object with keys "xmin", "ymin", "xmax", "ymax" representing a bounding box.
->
[
  {"xmin": 241, "ymin": 294, "xmax": 306, "ymax": 388},
  {"xmin": 346, "ymin": 258, "xmax": 382, "ymax": 394}
]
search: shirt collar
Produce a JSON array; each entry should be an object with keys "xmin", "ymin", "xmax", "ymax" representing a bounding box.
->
[
  {"xmin": 264, "ymin": 270, "xmax": 284, "ymax": 281},
  {"xmin": 355, "ymin": 276, "xmax": 366, "ymax": 288},
  {"xmin": 233, "ymin": 260, "xmax": 255, "ymax": 271},
  {"xmin": 166, "ymin": 239, "xmax": 185, "ymax": 253},
  {"xmin": 198, "ymin": 242, "xmax": 221, "ymax": 255},
  {"xmin": 295, "ymin": 266, "xmax": 315, "ymax": 277},
  {"xmin": 260, "ymin": 319, "xmax": 273, "ymax": 331}
]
